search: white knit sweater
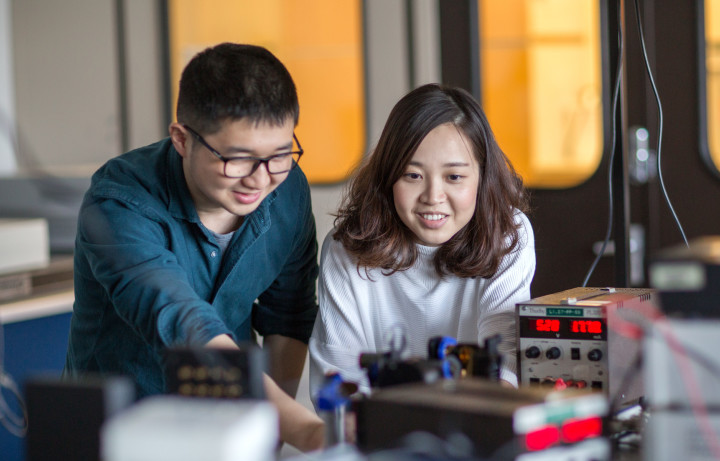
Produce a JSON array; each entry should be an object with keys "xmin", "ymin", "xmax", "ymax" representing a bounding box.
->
[{"xmin": 309, "ymin": 212, "xmax": 536, "ymax": 397}]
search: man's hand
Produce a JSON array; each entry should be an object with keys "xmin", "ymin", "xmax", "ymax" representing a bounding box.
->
[
  {"xmin": 499, "ymin": 379, "xmax": 516, "ymax": 389},
  {"xmin": 205, "ymin": 334, "xmax": 325, "ymax": 452},
  {"xmin": 205, "ymin": 334, "xmax": 238, "ymax": 349},
  {"xmin": 263, "ymin": 374, "xmax": 325, "ymax": 452}
]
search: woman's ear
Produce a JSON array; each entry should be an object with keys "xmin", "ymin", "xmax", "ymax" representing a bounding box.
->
[{"xmin": 169, "ymin": 123, "xmax": 190, "ymax": 158}]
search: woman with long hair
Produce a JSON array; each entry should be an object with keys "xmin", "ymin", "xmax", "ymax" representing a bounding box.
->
[{"xmin": 309, "ymin": 83, "xmax": 535, "ymax": 395}]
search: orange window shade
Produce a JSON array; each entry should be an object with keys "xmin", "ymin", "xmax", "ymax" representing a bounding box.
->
[
  {"xmin": 480, "ymin": 0, "xmax": 603, "ymax": 189},
  {"xmin": 706, "ymin": 0, "xmax": 720, "ymax": 171},
  {"xmin": 167, "ymin": 0, "xmax": 365, "ymax": 184}
]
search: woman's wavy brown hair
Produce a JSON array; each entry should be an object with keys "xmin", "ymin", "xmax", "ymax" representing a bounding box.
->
[{"xmin": 334, "ymin": 83, "xmax": 529, "ymax": 278}]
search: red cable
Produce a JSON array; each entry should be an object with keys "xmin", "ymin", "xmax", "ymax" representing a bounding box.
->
[{"xmin": 608, "ymin": 300, "xmax": 720, "ymax": 459}]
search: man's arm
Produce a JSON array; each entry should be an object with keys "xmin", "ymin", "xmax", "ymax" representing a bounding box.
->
[
  {"xmin": 264, "ymin": 334, "xmax": 307, "ymax": 398},
  {"xmin": 77, "ymin": 198, "xmax": 231, "ymax": 352},
  {"xmin": 206, "ymin": 334, "xmax": 324, "ymax": 452}
]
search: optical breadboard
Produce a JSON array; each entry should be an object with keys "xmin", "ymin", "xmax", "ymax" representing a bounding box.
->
[{"xmin": 516, "ymin": 287, "xmax": 656, "ymax": 405}]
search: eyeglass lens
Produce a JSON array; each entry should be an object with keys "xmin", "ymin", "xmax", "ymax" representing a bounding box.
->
[{"xmin": 224, "ymin": 153, "xmax": 300, "ymax": 178}]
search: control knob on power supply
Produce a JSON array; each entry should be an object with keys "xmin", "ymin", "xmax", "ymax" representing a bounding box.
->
[
  {"xmin": 546, "ymin": 347, "xmax": 561, "ymax": 360},
  {"xmin": 588, "ymin": 349, "xmax": 603, "ymax": 361},
  {"xmin": 524, "ymin": 346, "xmax": 541, "ymax": 359}
]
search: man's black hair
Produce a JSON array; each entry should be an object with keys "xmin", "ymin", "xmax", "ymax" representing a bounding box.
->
[{"xmin": 177, "ymin": 43, "xmax": 299, "ymax": 134}]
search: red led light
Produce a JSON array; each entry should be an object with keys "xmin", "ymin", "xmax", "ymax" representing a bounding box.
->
[
  {"xmin": 524, "ymin": 424, "xmax": 560, "ymax": 451},
  {"xmin": 534, "ymin": 318, "xmax": 560, "ymax": 332},
  {"xmin": 570, "ymin": 319, "xmax": 603, "ymax": 334},
  {"xmin": 561, "ymin": 416, "xmax": 603, "ymax": 443}
]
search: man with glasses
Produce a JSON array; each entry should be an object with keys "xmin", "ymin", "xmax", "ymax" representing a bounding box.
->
[{"xmin": 64, "ymin": 43, "xmax": 324, "ymax": 451}]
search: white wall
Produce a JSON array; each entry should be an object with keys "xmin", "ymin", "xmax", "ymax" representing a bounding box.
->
[
  {"xmin": 12, "ymin": 0, "xmax": 122, "ymax": 171},
  {"xmin": 0, "ymin": 0, "xmax": 17, "ymax": 175}
]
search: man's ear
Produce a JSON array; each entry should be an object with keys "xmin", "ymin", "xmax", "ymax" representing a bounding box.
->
[{"xmin": 169, "ymin": 122, "xmax": 190, "ymax": 158}]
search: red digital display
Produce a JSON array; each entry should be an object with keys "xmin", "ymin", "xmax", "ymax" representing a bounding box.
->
[
  {"xmin": 521, "ymin": 317, "xmax": 606, "ymax": 339},
  {"xmin": 534, "ymin": 318, "xmax": 560, "ymax": 332},
  {"xmin": 569, "ymin": 320, "xmax": 603, "ymax": 334}
]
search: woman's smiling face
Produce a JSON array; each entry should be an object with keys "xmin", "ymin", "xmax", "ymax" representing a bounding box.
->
[{"xmin": 392, "ymin": 123, "xmax": 480, "ymax": 246}]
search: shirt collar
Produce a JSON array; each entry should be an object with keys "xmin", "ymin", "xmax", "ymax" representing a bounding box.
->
[{"xmin": 167, "ymin": 142, "xmax": 201, "ymax": 223}]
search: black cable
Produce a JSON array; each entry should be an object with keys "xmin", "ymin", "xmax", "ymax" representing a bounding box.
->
[
  {"xmin": 632, "ymin": 0, "xmax": 689, "ymax": 247},
  {"xmin": 583, "ymin": 1, "xmax": 624, "ymax": 287}
]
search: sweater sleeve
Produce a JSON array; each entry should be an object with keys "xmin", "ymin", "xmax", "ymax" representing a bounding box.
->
[
  {"xmin": 309, "ymin": 233, "xmax": 373, "ymax": 402},
  {"xmin": 476, "ymin": 212, "xmax": 536, "ymax": 387}
]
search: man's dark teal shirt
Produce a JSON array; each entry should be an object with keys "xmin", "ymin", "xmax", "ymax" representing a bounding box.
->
[{"xmin": 64, "ymin": 138, "xmax": 319, "ymax": 397}]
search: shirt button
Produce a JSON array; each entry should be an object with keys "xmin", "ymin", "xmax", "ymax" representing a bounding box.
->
[{"xmin": 210, "ymin": 250, "xmax": 218, "ymax": 258}]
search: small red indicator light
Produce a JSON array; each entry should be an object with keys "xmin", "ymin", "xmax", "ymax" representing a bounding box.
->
[
  {"xmin": 525, "ymin": 424, "xmax": 561, "ymax": 451},
  {"xmin": 561, "ymin": 416, "xmax": 603, "ymax": 443}
]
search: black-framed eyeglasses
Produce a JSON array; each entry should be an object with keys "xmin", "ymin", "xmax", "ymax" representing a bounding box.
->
[{"xmin": 183, "ymin": 124, "xmax": 304, "ymax": 179}]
